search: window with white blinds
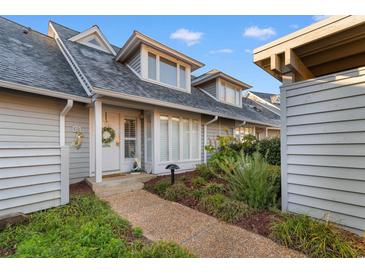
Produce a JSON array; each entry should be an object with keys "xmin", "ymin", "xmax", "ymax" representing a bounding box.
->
[
  {"xmin": 160, "ymin": 116, "xmax": 169, "ymax": 162},
  {"xmin": 219, "ymin": 81, "xmax": 241, "ymax": 106},
  {"xmin": 159, "ymin": 115, "xmax": 199, "ymax": 162},
  {"xmin": 182, "ymin": 119, "xmax": 190, "ymax": 160},
  {"xmin": 191, "ymin": 120, "xmax": 199, "ymax": 159},
  {"xmin": 171, "ymin": 117, "xmax": 180, "ymax": 161},
  {"xmin": 124, "ymin": 118, "xmax": 136, "ymax": 158}
]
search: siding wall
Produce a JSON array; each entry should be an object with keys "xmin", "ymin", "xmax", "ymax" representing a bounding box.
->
[
  {"xmin": 281, "ymin": 67, "xmax": 365, "ymax": 235},
  {"xmin": 0, "ymin": 89, "xmax": 89, "ymax": 183},
  {"xmin": 65, "ymin": 103, "xmax": 90, "ymax": 182},
  {"xmin": 127, "ymin": 49, "xmax": 141, "ymax": 74},
  {"xmin": 199, "ymin": 79, "xmax": 217, "ymax": 98},
  {"xmin": 202, "ymin": 115, "xmax": 235, "ymax": 160}
]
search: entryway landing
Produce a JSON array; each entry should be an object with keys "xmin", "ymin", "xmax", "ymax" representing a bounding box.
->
[{"xmin": 86, "ymin": 173, "xmax": 156, "ymax": 198}]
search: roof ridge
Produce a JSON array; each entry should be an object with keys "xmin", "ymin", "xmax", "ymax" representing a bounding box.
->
[
  {"xmin": 49, "ymin": 20, "xmax": 80, "ymax": 35},
  {"xmin": 1, "ymin": 16, "xmax": 54, "ymax": 41}
]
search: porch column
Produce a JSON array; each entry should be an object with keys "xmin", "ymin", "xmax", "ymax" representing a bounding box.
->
[
  {"xmin": 265, "ymin": 127, "xmax": 269, "ymax": 138},
  {"xmin": 94, "ymin": 100, "xmax": 102, "ymax": 183}
]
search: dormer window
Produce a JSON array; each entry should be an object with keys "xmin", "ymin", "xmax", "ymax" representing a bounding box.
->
[
  {"xmin": 219, "ymin": 81, "xmax": 241, "ymax": 106},
  {"xmin": 115, "ymin": 31, "xmax": 204, "ymax": 93},
  {"xmin": 145, "ymin": 47, "xmax": 190, "ymax": 91}
]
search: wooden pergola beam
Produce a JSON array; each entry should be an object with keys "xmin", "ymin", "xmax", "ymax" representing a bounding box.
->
[
  {"xmin": 270, "ymin": 54, "xmax": 281, "ymax": 74},
  {"xmin": 284, "ymin": 48, "xmax": 313, "ymax": 80}
]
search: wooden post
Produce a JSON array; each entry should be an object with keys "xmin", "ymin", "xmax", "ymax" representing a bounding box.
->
[{"xmin": 94, "ymin": 100, "xmax": 102, "ymax": 183}]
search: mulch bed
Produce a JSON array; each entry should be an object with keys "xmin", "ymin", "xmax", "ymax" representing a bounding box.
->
[
  {"xmin": 144, "ymin": 171, "xmax": 278, "ymax": 238},
  {"xmin": 70, "ymin": 180, "xmax": 93, "ymax": 195}
]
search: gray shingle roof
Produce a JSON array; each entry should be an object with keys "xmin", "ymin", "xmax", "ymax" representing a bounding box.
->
[
  {"xmin": 0, "ymin": 17, "xmax": 87, "ymax": 98},
  {"xmin": 251, "ymin": 91, "xmax": 280, "ymax": 107},
  {"xmin": 51, "ymin": 22, "xmax": 280, "ymax": 127}
]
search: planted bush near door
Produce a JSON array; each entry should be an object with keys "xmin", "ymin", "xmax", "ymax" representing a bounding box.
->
[{"xmin": 214, "ymin": 152, "xmax": 279, "ymax": 209}]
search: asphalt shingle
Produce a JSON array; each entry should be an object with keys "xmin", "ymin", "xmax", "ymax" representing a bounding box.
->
[{"xmin": 0, "ymin": 17, "xmax": 87, "ymax": 98}]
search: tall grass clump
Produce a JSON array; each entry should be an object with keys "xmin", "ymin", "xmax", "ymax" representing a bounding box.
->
[
  {"xmin": 270, "ymin": 214, "xmax": 362, "ymax": 258},
  {"xmin": 214, "ymin": 152, "xmax": 278, "ymax": 210}
]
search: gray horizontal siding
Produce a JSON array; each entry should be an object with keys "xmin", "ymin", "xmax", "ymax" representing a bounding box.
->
[
  {"xmin": 200, "ymin": 79, "xmax": 217, "ymax": 98},
  {"xmin": 282, "ymin": 68, "xmax": 365, "ymax": 235},
  {"xmin": 0, "ymin": 146, "xmax": 62, "ymax": 216},
  {"xmin": 65, "ymin": 103, "xmax": 90, "ymax": 182},
  {"xmin": 127, "ymin": 50, "xmax": 141, "ymax": 74},
  {"xmin": 0, "ymin": 89, "xmax": 61, "ymax": 146}
]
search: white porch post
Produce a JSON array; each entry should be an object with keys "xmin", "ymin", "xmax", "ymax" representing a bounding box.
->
[
  {"xmin": 265, "ymin": 127, "xmax": 269, "ymax": 138},
  {"xmin": 94, "ymin": 100, "xmax": 102, "ymax": 183}
]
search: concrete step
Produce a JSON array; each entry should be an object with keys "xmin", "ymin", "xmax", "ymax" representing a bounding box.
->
[{"xmin": 86, "ymin": 173, "xmax": 157, "ymax": 198}]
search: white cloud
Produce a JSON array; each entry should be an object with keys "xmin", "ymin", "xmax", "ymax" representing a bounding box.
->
[
  {"xmin": 244, "ymin": 49, "xmax": 252, "ymax": 54},
  {"xmin": 312, "ymin": 15, "xmax": 331, "ymax": 22},
  {"xmin": 243, "ymin": 26, "xmax": 276, "ymax": 40},
  {"xmin": 209, "ymin": 48, "xmax": 234, "ymax": 54},
  {"xmin": 290, "ymin": 24, "xmax": 300, "ymax": 29},
  {"xmin": 170, "ymin": 28, "xmax": 203, "ymax": 46}
]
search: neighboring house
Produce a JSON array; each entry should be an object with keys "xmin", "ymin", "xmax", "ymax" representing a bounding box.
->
[
  {"xmin": 254, "ymin": 15, "xmax": 365, "ymax": 235},
  {"xmin": 241, "ymin": 91, "xmax": 281, "ymax": 139},
  {"xmin": 0, "ymin": 17, "xmax": 279, "ymax": 216}
]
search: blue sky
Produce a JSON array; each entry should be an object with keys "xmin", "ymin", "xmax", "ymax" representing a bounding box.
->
[{"xmin": 5, "ymin": 15, "xmax": 326, "ymax": 94}]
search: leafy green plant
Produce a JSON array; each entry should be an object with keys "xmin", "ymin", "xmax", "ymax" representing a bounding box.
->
[
  {"xmin": 152, "ymin": 180, "xmax": 170, "ymax": 196},
  {"xmin": 132, "ymin": 227, "xmax": 143, "ymax": 238},
  {"xmin": 164, "ymin": 183, "xmax": 191, "ymax": 202},
  {"xmin": 196, "ymin": 163, "xmax": 214, "ymax": 180},
  {"xmin": 270, "ymin": 214, "xmax": 362, "ymax": 258},
  {"xmin": 0, "ymin": 194, "xmax": 192, "ymax": 258},
  {"xmin": 203, "ymin": 183, "xmax": 225, "ymax": 195},
  {"xmin": 258, "ymin": 137, "xmax": 280, "ymax": 165},
  {"xmin": 139, "ymin": 241, "xmax": 194, "ymax": 258},
  {"xmin": 267, "ymin": 165, "xmax": 281, "ymax": 204},
  {"xmin": 198, "ymin": 194, "xmax": 249, "ymax": 222},
  {"xmin": 215, "ymin": 152, "xmax": 278, "ymax": 209},
  {"xmin": 191, "ymin": 176, "xmax": 206, "ymax": 188}
]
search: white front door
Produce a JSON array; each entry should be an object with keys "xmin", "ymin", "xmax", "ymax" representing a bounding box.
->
[{"xmin": 102, "ymin": 111, "xmax": 120, "ymax": 172}]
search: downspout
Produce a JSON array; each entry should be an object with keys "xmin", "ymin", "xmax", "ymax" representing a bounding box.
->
[
  {"xmin": 203, "ymin": 115, "xmax": 218, "ymax": 163},
  {"xmin": 60, "ymin": 99, "xmax": 74, "ymax": 146}
]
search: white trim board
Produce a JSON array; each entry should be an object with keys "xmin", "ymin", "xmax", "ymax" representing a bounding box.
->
[
  {"xmin": 0, "ymin": 79, "xmax": 91, "ymax": 103},
  {"xmin": 93, "ymin": 87, "xmax": 280, "ymax": 128}
]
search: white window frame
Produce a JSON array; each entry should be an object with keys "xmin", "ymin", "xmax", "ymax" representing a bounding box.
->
[
  {"xmin": 218, "ymin": 79, "xmax": 242, "ymax": 107},
  {"xmin": 124, "ymin": 117, "xmax": 137, "ymax": 159},
  {"xmin": 141, "ymin": 45, "xmax": 191, "ymax": 93},
  {"xmin": 158, "ymin": 113, "xmax": 201, "ymax": 163}
]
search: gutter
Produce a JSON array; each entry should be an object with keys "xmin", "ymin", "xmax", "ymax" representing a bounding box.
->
[
  {"xmin": 0, "ymin": 79, "xmax": 91, "ymax": 103},
  {"xmin": 60, "ymin": 99, "xmax": 73, "ymax": 146},
  {"xmin": 203, "ymin": 115, "xmax": 218, "ymax": 163},
  {"xmin": 93, "ymin": 87, "xmax": 279, "ymax": 128}
]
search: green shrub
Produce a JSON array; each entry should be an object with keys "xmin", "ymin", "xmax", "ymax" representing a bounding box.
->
[
  {"xmin": 191, "ymin": 176, "xmax": 207, "ymax": 188},
  {"xmin": 258, "ymin": 137, "xmax": 280, "ymax": 165},
  {"xmin": 216, "ymin": 152, "xmax": 279, "ymax": 210},
  {"xmin": 139, "ymin": 241, "xmax": 194, "ymax": 258},
  {"xmin": 198, "ymin": 194, "xmax": 249, "ymax": 222},
  {"xmin": 164, "ymin": 183, "xmax": 191, "ymax": 202},
  {"xmin": 196, "ymin": 163, "xmax": 214, "ymax": 180},
  {"xmin": 152, "ymin": 180, "xmax": 170, "ymax": 196},
  {"xmin": 267, "ymin": 165, "xmax": 281, "ymax": 204},
  {"xmin": 0, "ymin": 194, "xmax": 192, "ymax": 258},
  {"xmin": 270, "ymin": 214, "xmax": 362, "ymax": 258},
  {"xmin": 132, "ymin": 227, "xmax": 143, "ymax": 238},
  {"xmin": 192, "ymin": 189, "xmax": 205, "ymax": 200},
  {"xmin": 203, "ymin": 183, "xmax": 225, "ymax": 195}
]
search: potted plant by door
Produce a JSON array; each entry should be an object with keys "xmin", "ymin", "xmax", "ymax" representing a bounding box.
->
[{"xmin": 131, "ymin": 158, "xmax": 142, "ymax": 174}]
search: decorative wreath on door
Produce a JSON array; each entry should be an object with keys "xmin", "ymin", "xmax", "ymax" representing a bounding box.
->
[{"xmin": 102, "ymin": 126, "xmax": 116, "ymax": 144}]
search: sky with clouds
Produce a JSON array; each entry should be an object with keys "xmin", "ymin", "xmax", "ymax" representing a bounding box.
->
[{"xmin": 5, "ymin": 15, "xmax": 329, "ymax": 94}]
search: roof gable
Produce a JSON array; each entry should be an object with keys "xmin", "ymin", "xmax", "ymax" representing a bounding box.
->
[{"xmin": 69, "ymin": 25, "xmax": 116, "ymax": 55}]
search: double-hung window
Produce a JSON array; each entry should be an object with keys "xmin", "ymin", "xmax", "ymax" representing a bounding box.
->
[
  {"xmin": 219, "ymin": 82, "xmax": 241, "ymax": 106},
  {"xmin": 171, "ymin": 117, "xmax": 180, "ymax": 161}
]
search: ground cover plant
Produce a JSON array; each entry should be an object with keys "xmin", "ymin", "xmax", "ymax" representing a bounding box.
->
[{"xmin": 0, "ymin": 183, "xmax": 193, "ymax": 258}]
